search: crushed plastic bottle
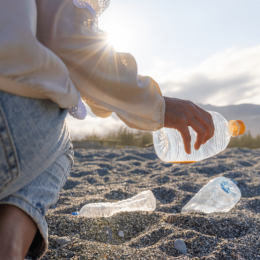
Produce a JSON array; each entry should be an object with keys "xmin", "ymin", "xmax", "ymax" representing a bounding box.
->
[
  {"xmin": 182, "ymin": 177, "xmax": 241, "ymax": 214},
  {"xmin": 72, "ymin": 190, "xmax": 156, "ymax": 218},
  {"xmin": 153, "ymin": 111, "xmax": 245, "ymax": 163}
]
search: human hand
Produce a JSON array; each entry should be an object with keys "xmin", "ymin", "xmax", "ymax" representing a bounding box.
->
[{"xmin": 164, "ymin": 97, "xmax": 215, "ymax": 154}]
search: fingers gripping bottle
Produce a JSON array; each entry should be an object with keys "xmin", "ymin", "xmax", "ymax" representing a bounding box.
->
[{"xmin": 153, "ymin": 111, "xmax": 245, "ymax": 163}]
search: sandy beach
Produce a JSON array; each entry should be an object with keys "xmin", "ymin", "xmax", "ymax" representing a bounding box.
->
[{"xmin": 42, "ymin": 147, "xmax": 260, "ymax": 259}]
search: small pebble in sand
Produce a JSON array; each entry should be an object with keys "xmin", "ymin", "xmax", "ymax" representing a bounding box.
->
[
  {"xmin": 74, "ymin": 234, "xmax": 80, "ymax": 239},
  {"xmin": 118, "ymin": 231, "xmax": 124, "ymax": 237},
  {"xmin": 166, "ymin": 214, "xmax": 178, "ymax": 223},
  {"xmin": 67, "ymin": 252, "xmax": 74, "ymax": 258},
  {"xmin": 56, "ymin": 236, "xmax": 71, "ymax": 245},
  {"xmin": 174, "ymin": 239, "xmax": 187, "ymax": 254}
]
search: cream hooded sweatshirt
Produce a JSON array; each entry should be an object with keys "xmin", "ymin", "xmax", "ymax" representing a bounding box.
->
[{"xmin": 0, "ymin": 0, "xmax": 165, "ymax": 131}]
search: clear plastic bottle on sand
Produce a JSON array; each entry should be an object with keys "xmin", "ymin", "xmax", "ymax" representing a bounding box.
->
[
  {"xmin": 153, "ymin": 111, "xmax": 245, "ymax": 164},
  {"xmin": 182, "ymin": 177, "xmax": 241, "ymax": 213},
  {"xmin": 72, "ymin": 190, "xmax": 156, "ymax": 218}
]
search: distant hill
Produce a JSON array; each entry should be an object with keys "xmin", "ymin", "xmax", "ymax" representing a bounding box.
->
[{"xmin": 198, "ymin": 103, "xmax": 260, "ymax": 137}]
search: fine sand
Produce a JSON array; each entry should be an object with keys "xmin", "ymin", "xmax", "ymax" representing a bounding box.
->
[{"xmin": 42, "ymin": 147, "xmax": 260, "ymax": 260}]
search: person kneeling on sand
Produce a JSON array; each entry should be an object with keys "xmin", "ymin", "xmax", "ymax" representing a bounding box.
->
[{"xmin": 0, "ymin": 1, "xmax": 214, "ymax": 259}]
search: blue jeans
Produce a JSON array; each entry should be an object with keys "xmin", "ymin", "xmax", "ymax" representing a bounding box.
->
[{"xmin": 0, "ymin": 91, "xmax": 73, "ymax": 259}]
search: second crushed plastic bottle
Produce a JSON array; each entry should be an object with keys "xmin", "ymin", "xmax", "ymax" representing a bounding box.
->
[
  {"xmin": 153, "ymin": 111, "xmax": 245, "ymax": 164},
  {"xmin": 182, "ymin": 177, "xmax": 241, "ymax": 213}
]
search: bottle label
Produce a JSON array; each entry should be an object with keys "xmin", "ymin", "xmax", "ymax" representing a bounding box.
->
[{"xmin": 221, "ymin": 181, "xmax": 233, "ymax": 194}]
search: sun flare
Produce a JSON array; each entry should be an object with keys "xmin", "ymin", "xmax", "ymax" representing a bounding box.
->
[{"xmin": 105, "ymin": 23, "xmax": 133, "ymax": 52}]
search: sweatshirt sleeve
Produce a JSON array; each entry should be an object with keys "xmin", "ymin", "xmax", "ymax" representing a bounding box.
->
[
  {"xmin": 0, "ymin": 0, "xmax": 79, "ymax": 108},
  {"xmin": 36, "ymin": 0, "xmax": 165, "ymax": 131}
]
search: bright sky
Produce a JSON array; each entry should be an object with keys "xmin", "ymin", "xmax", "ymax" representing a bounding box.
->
[
  {"xmin": 67, "ymin": 0, "xmax": 260, "ymax": 139},
  {"xmin": 100, "ymin": 0, "xmax": 260, "ymax": 69}
]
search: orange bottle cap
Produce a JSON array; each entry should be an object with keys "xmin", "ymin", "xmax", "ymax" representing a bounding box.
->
[{"xmin": 229, "ymin": 120, "xmax": 245, "ymax": 137}]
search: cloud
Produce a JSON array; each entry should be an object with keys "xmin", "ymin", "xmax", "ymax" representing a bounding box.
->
[{"xmin": 148, "ymin": 45, "xmax": 260, "ymax": 106}]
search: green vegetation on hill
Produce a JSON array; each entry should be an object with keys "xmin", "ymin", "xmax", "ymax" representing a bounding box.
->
[
  {"xmin": 82, "ymin": 127, "xmax": 153, "ymax": 148},
  {"xmin": 228, "ymin": 131, "xmax": 260, "ymax": 149},
  {"xmin": 81, "ymin": 128, "xmax": 260, "ymax": 149}
]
